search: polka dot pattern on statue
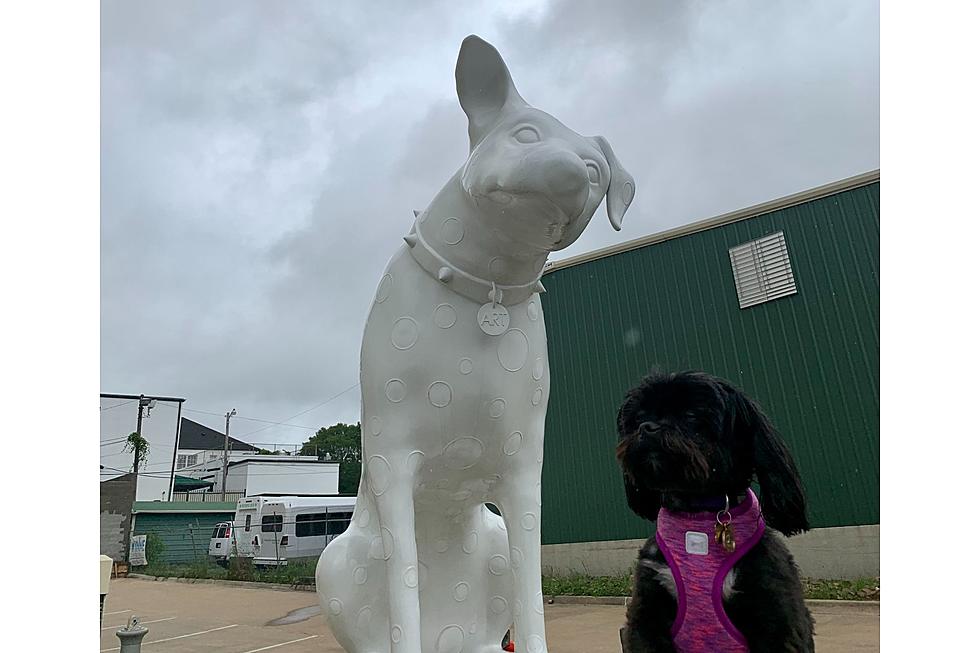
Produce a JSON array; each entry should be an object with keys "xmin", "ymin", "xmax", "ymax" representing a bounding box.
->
[
  {"xmin": 376, "ymin": 274, "xmax": 392, "ymax": 303},
  {"xmin": 356, "ymin": 606, "xmax": 372, "ymax": 632},
  {"xmin": 444, "ymin": 437, "xmax": 484, "ymax": 470},
  {"xmin": 490, "ymin": 596, "xmax": 508, "ymax": 615},
  {"xmin": 488, "ymin": 554, "xmax": 508, "ymax": 576},
  {"xmin": 529, "ymin": 634, "xmax": 545, "ymax": 653},
  {"xmin": 391, "ymin": 625, "xmax": 402, "ymax": 643},
  {"xmin": 328, "ymin": 598, "xmax": 343, "ymax": 615},
  {"xmin": 462, "ymin": 530, "xmax": 478, "ymax": 554},
  {"xmin": 434, "ymin": 303, "xmax": 457, "ymax": 328},
  {"xmin": 532, "ymin": 357, "xmax": 545, "ymax": 381},
  {"xmin": 511, "ymin": 547, "xmax": 524, "ymax": 569},
  {"xmin": 503, "ymin": 431, "xmax": 523, "ymax": 456},
  {"xmin": 441, "ymin": 217, "xmax": 465, "ymax": 245},
  {"xmin": 369, "ymin": 416, "xmax": 382, "ymax": 436},
  {"xmin": 381, "ymin": 527, "xmax": 394, "ymax": 560},
  {"xmin": 385, "ymin": 379, "xmax": 407, "ymax": 403},
  {"xmin": 353, "ymin": 566, "xmax": 367, "ymax": 585},
  {"xmin": 437, "ymin": 625, "xmax": 465, "ymax": 653},
  {"xmin": 527, "ymin": 300, "xmax": 539, "ymax": 321},
  {"xmin": 403, "ymin": 566, "xmax": 418, "ymax": 588},
  {"xmin": 489, "ymin": 398, "xmax": 506, "ymax": 418},
  {"xmin": 428, "ymin": 381, "xmax": 452, "ymax": 407},
  {"xmin": 391, "ymin": 317, "xmax": 419, "ymax": 350},
  {"xmin": 458, "ymin": 358, "xmax": 473, "ymax": 375},
  {"xmin": 367, "ymin": 456, "xmax": 391, "ymax": 496},
  {"xmin": 531, "ymin": 387, "xmax": 544, "ymax": 406},
  {"xmin": 453, "ymin": 581, "xmax": 470, "ymax": 602},
  {"xmin": 521, "ymin": 512, "xmax": 537, "ymax": 531},
  {"xmin": 497, "ymin": 329, "xmax": 529, "ymax": 372}
]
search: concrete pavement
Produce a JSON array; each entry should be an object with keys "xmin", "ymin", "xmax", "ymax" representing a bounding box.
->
[{"xmin": 100, "ymin": 577, "xmax": 878, "ymax": 652}]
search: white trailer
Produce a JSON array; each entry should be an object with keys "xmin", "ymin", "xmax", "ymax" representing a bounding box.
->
[{"xmin": 223, "ymin": 495, "xmax": 355, "ymax": 566}]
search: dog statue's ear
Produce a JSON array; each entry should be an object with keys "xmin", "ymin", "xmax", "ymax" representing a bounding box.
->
[
  {"xmin": 590, "ymin": 136, "xmax": 635, "ymax": 231},
  {"xmin": 728, "ymin": 385, "xmax": 810, "ymax": 536},
  {"xmin": 456, "ymin": 35, "xmax": 526, "ymax": 151}
]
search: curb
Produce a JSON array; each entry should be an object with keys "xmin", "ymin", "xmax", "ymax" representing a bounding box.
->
[
  {"xmin": 125, "ymin": 576, "xmax": 878, "ymax": 613},
  {"xmin": 127, "ymin": 573, "xmax": 316, "ymax": 593}
]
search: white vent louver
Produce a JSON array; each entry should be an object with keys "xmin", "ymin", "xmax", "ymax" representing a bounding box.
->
[{"xmin": 728, "ymin": 231, "xmax": 797, "ymax": 309}]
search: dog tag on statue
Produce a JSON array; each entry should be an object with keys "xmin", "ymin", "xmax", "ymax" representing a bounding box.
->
[{"xmin": 478, "ymin": 303, "xmax": 510, "ymax": 335}]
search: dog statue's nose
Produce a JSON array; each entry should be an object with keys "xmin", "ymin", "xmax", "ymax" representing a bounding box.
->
[{"xmin": 533, "ymin": 149, "xmax": 590, "ymax": 218}]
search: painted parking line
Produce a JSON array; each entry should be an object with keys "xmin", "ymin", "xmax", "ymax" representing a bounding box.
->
[
  {"xmin": 240, "ymin": 635, "xmax": 319, "ymax": 653},
  {"xmin": 103, "ymin": 610, "xmax": 132, "ymax": 616},
  {"xmin": 101, "ymin": 616, "xmax": 177, "ymax": 631},
  {"xmin": 100, "ymin": 624, "xmax": 238, "ymax": 651}
]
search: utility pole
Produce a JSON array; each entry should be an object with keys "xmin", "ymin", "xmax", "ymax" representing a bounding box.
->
[
  {"xmin": 222, "ymin": 408, "xmax": 236, "ymax": 500},
  {"xmin": 133, "ymin": 395, "xmax": 145, "ymax": 473},
  {"xmin": 133, "ymin": 395, "xmax": 154, "ymax": 472}
]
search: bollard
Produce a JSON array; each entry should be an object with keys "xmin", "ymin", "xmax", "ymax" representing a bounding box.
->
[{"xmin": 116, "ymin": 616, "xmax": 148, "ymax": 652}]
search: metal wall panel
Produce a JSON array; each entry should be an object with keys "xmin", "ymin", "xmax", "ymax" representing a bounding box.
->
[
  {"xmin": 539, "ymin": 182, "xmax": 879, "ymax": 545},
  {"xmin": 131, "ymin": 511, "xmax": 235, "ymax": 564}
]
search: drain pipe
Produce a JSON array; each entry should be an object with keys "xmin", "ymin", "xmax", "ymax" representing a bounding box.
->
[{"xmin": 116, "ymin": 616, "xmax": 148, "ymax": 652}]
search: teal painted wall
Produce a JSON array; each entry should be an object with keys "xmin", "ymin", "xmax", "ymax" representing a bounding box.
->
[
  {"xmin": 539, "ymin": 182, "xmax": 879, "ymax": 545},
  {"xmin": 131, "ymin": 510, "xmax": 234, "ymax": 564}
]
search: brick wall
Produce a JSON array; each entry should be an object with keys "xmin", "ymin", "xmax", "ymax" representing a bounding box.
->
[{"xmin": 100, "ymin": 473, "xmax": 137, "ymax": 561}]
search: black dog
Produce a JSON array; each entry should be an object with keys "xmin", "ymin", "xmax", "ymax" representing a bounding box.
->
[{"xmin": 616, "ymin": 370, "xmax": 814, "ymax": 652}]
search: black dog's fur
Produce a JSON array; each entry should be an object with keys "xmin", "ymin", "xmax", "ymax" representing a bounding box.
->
[{"xmin": 616, "ymin": 370, "xmax": 814, "ymax": 652}]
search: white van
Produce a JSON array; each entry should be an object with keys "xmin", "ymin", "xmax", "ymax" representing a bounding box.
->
[
  {"xmin": 208, "ymin": 521, "xmax": 233, "ymax": 565},
  {"xmin": 221, "ymin": 495, "xmax": 355, "ymax": 566}
]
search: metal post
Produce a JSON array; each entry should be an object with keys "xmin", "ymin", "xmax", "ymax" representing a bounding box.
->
[
  {"xmin": 222, "ymin": 409, "xmax": 236, "ymax": 501},
  {"xmin": 167, "ymin": 401, "xmax": 184, "ymax": 501}
]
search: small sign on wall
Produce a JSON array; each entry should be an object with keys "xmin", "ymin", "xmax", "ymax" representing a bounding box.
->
[{"xmin": 129, "ymin": 534, "xmax": 147, "ymax": 566}]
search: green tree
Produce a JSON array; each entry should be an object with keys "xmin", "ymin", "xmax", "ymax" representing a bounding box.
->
[
  {"xmin": 300, "ymin": 422, "xmax": 361, "ymax": 494},
  {"xmin": 124, "ymin": 431, "xmax": 150, "ymax": 472}
]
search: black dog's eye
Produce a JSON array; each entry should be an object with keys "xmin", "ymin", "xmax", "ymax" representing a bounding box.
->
[{"xmin": 514, "ymin": 127, "xmax": 540, "ymax": 144}]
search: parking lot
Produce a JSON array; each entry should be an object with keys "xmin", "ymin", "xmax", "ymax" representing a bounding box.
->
[{"xmin": 101, "ymin": 578, "xmax": 878, "ymax": 652}]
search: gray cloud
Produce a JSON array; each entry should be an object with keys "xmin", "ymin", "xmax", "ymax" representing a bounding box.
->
[{"xmin": 101, "ymin": 0, "xmax": 878, "ymax": 463}]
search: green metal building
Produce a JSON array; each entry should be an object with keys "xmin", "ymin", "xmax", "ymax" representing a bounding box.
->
[
  {"xmin": 130, "ymin": 501, "xmax": 236, "ymax": 564},
  {"xmin": 538, "ymin": 171, "xmax": 879, "ymax": 548}
]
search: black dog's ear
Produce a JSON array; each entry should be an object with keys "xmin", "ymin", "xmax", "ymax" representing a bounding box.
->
[
  {"xmin": 455, "ymin": 35, "xmax": 527, "ymax": 150},
  {"xmin": 728, "ymin": 384, "xmax": 809, "ymax": 536},
  {"xmin": 616, "ymin": 394, "xmax": 661, "ymax": 523}
]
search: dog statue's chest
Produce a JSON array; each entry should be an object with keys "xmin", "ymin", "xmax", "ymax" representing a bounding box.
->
[{"xmin": 359, "ymin": 246, "xmax": 550, "ymax": 469}]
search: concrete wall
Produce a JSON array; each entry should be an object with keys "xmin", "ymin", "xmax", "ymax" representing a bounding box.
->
[
  {"xmin": 100, "ymin": 473, "xmax": 137, "ymax": 561},
  {"xmin": 541, "ymin": 525, "xmax": 879, "ymax": 580}
]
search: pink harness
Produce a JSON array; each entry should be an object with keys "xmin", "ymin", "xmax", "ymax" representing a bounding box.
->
[{"xmin": 655, "ymin": 490, "xmax": 765, "ymax": 653}]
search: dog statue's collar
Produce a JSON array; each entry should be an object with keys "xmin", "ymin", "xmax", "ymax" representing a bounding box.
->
[{"xmin": 403, "ymin": 219, "xmax": 545, "ymax": 307}]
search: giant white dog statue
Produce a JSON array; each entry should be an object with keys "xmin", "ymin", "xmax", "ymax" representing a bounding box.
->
[{"xmin": 316, "ymin": 35, "xmax": 635, "ymax": 653}]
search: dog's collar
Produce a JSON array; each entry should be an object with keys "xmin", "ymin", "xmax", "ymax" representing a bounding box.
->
[
  {"xmin": 403, "ymin": 219, "xmax": 545, "ymax": 307},
  {"xmin": 663, "ymin": 492, "xmax": 749, "ymax": 514}
]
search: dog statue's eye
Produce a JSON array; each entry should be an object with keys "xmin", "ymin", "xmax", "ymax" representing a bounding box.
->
[
  {"xmin": 514, "ymin": 127, "xmax": 540, "ymax": 144},
  {"xmin": 585, "ymin": 162, "xmax": 600, "ymax": 184}
]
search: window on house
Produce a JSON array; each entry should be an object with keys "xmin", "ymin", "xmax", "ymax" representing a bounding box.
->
[
  {"xmin": 260, "ymin": 515, "xmax": 283, "ymax": 533},
  {"xmin": 728, "ymin": 231, "xmax": 798, "ymax": 309},
  {"xmin": 244, "ymin": 514, "xmax": 251, "ymax": 532},
  {"xmin": 296, "ymin": 513, "xmax": 327, "ymax": 538}
]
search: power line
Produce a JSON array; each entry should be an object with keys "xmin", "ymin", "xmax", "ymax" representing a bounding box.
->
[
  {"xmin": 235, "ymin": 383, "xmax": 360, "ymax": 439},
  {"xmin": 100, "ymin": 399, "xmax": 137, "ymax": 411}
]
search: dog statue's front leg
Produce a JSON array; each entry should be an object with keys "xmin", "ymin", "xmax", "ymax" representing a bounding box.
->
[
  {"xmin": 368, "ymin": 453, "xmax": 422, "ymax": 653},
  {"xmin": 495, "ymin": 467, "xmax": 547, "ymax": 653}
]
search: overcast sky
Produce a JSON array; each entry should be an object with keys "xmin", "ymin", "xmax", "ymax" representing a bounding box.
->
[{"xmin": 100, "ymin": 0, "xmax": 879, "ymax": 471}]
